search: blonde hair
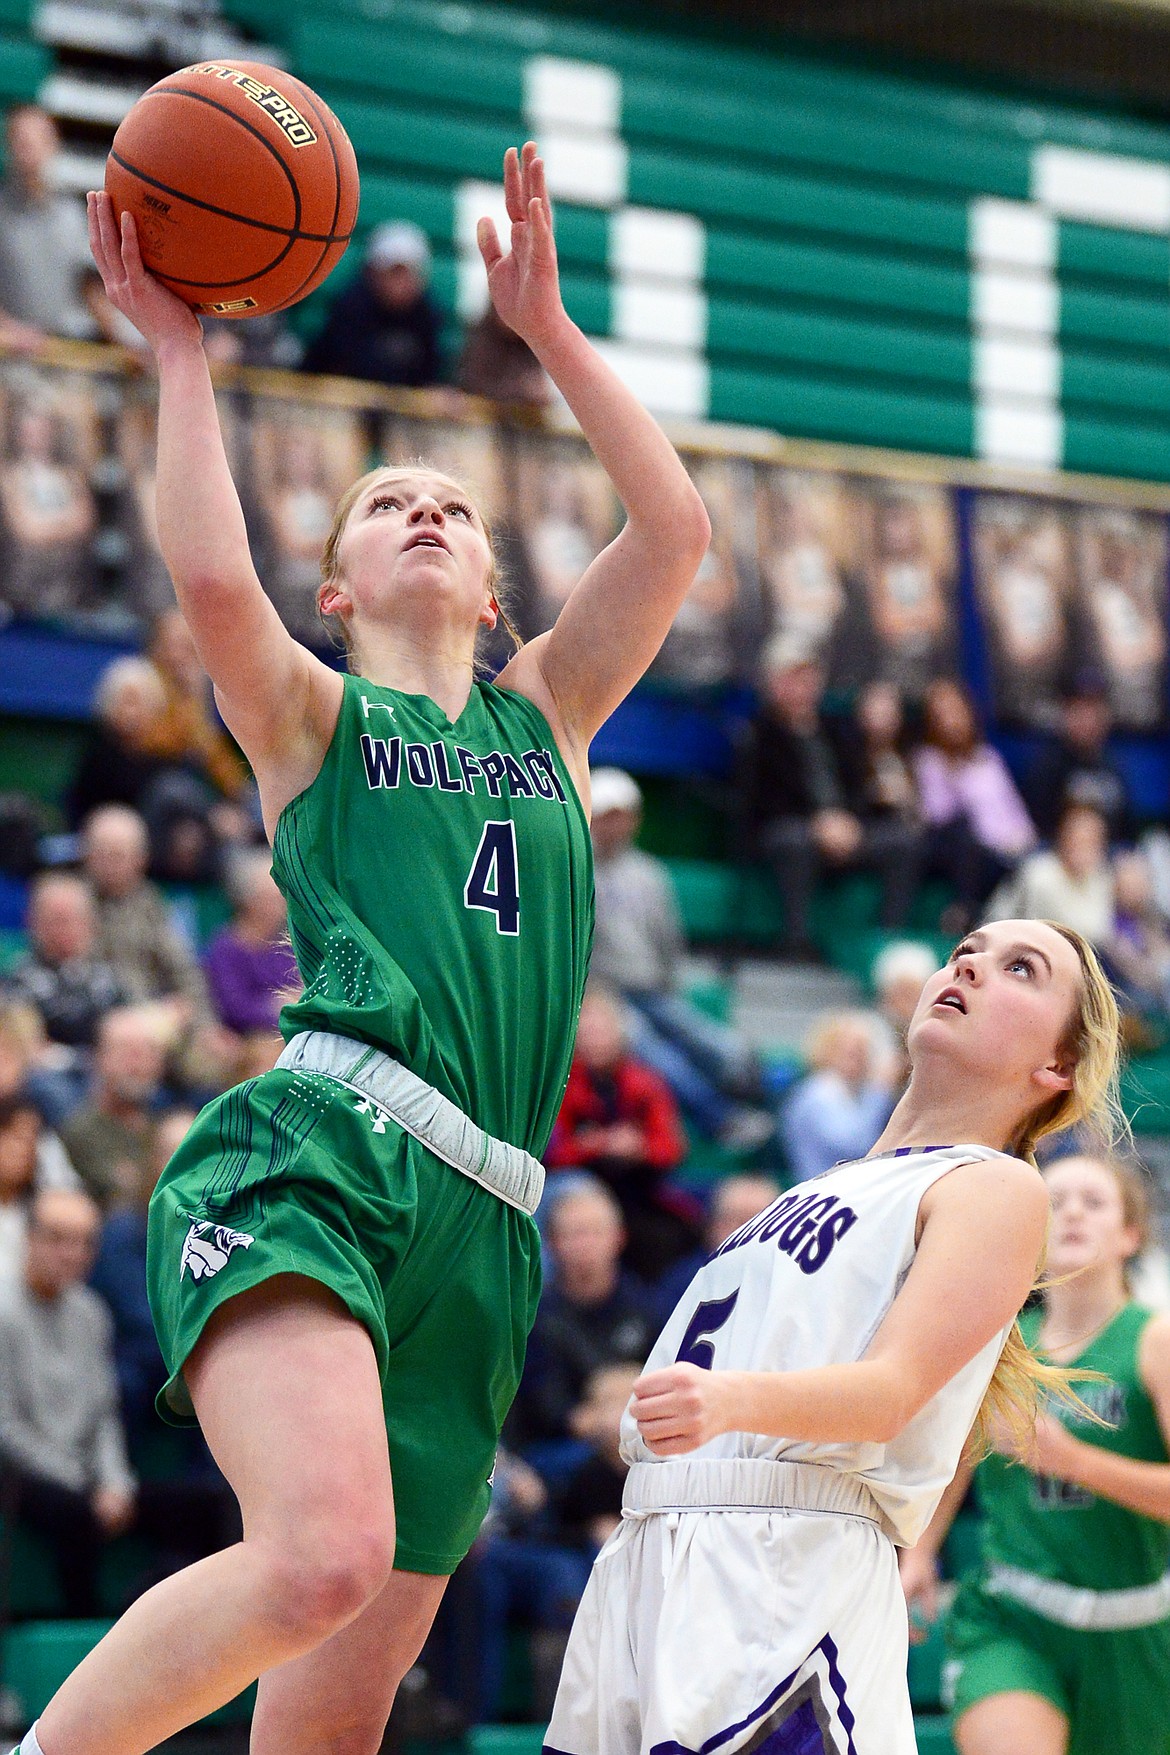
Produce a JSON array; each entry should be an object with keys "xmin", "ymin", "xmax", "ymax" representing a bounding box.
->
[
  {"xmin": 975, "ymin": 922, "xmax": 1127, "ymax": 1452},
  {"xmin": 316, "ymin": 464, "xmax": 524, "ymax": 671}
]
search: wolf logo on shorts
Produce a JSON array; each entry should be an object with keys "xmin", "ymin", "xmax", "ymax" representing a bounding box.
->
[{"xmin": 179, "ymin": 1217, "xmax": 255, "ymax": 1283}]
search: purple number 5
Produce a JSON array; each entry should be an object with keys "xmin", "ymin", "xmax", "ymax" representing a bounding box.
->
[{"xmin": 675, "ymin": 1290, "xmax": 740, "ymax": 1371}]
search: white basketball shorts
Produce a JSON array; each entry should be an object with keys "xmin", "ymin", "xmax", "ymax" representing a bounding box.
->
[{"xmin": 543, "ymin": 1505, "xmax": 915, "ymax": 1755}]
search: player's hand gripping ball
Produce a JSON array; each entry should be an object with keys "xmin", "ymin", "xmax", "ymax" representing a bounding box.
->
[{"xmin": 105, "ymin": 60, "xmax": 359, "ymax": 318}]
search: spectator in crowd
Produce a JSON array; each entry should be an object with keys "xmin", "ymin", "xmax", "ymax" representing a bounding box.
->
[
  {"xmin": 301, "ymin": 221, "xmax": 443, "ymax": 388},
  {"xmin": 0, "ymin": 1001, "xmax": 81, "ymax": 1176},
  {"xmin": 589, "ymin": 767, "xmax": 770, "ymax": 1151},
  {"xmin": 0, "ymin": 106, "xmax": 117, "ymax": 348},
  {"xmin": 546, "ymin": 986, "xmax": 694, "ymax": 1281},
  {"xmin": 854, "ymin": 679, "xmax": 922, "ymax": 829},
  {"xmin": 455, "ymin": 304, "xmax": 549, "ymax": 407},
  {"xmin": 66, "ymin": 656, "xmax": 169, "ymax": 830},
  {"xmin": 70, "ymin": 650, "xmax": 242, "ymax": 885},
  {"xmin": 59, "ymin": 1005, "xmax": 168, "ymax": 1211},
  {"xmin": 0, "ymin": 1184, "xmax": 237, "ymax": 1620},
  {"xmin": 652, "ymin": 1170, "xmax": 782, "ymax": 1326},
  {"xmin": 203, "ymin": 849, "xmax": 299, "ymax": 1078},
  {"xmin": 83, "ymin": 802, "xmax": 234, "ymax": 1094},
  {"xmin": 465, "ymin": 1446, "xmax": 589, "ymax": 1724},
  {"xmin": 4, "ymin": 872, "xmax": 125, "ymax": 1051},
  {"xmin": 511, "ymin": 1177, "xmax": 656, "ymax": 1446},
  {"xmin": 987, "ymin": 801, "xmax": 1114, "ymax": 948},
  {"xmin": 89, "ymin": 1107, "xmax": 196, "ymax": 1457},
  {"xmin": 143, "ymin": 609, "xmax": 253, "ymax": 823},
  {"xmin": 0, "ymin": 1186, "xmax": 136, "ymax": 1615},
  {"xmin": 1022, "ymin": 668, "xmax": 1134, "ymax": 844},
  {"xmin": 0, "ymin": 1093, "xmax": 81, "ymax": 1280},
  {"xmin": 557, "ymin": 1359, "xmax": 642, "ymax": 1554},
  {"xmin": 871, "ymin": 939, "xmax": 939, "ymax": 1088},
  {"xmin": 741, "ymin": 635, "xmax": 921, "ymax": 960},
  {"xmin": 781, "ymin": 1009, "xmax": 894, "ymax": 1184},
  {"xmin": 1105, "ymin": 849, "xmax": 1170, "ymax": 1018},
  {"xmin": 83, "ymin": 804, "xmax": 209, "ymax": 1026},
  {"xmin": 913, "ymin": 677, "xmax": 1037, "ymax": 927}
]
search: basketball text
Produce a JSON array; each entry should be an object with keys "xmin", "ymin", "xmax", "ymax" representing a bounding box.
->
[{"xmin": 195, "ymin": 64, "xmax": 318, "ymax": 147}]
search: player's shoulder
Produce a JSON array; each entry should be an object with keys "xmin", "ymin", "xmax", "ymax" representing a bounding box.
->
[{"xmin": 921, "ymin": 1151, "xmax": 1047, "ymax": 1221}]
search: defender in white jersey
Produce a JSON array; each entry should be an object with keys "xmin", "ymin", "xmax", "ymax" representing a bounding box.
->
[{"xmin": 546, "ymin": 919, "xmax": 1126, "ymax": 1755}]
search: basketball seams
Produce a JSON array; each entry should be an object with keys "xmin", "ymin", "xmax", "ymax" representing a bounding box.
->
[
  {"xmin": 264, "ymin": 75, "xmax": 340, "ymax": 312},
  {"xmin": 107, "ymin": 60, "xmax": 358, "ymax": 316},
  {"xmin": 107, "ymin": 152, "xmax": 353, "ymax": 247},
  {"xmin": 138, "ymin": 86, "xmax": 304, "ymax": 233}
]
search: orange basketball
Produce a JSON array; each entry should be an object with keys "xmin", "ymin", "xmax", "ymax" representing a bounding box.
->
[{"xmin": 105, "ymin": 60, "xmax": 359, "ymax": 318}]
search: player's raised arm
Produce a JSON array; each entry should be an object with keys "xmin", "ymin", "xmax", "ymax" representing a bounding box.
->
[
  {"xmin": 87, "ymin": 193, "xmax": 339, "ymax": 819},
  {"xmin": 485, "ymin": 146, "xmax": 711, "ymax": 769}
]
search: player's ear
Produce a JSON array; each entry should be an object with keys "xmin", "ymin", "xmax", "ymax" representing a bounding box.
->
[
  {"xmin": 479, "ymin": 593, "xmax": 499, "ymax": 630},
  {"xmin": 1033, "ymin": 1056, "xmax": 1074, "ymax": 1097},
  {"xmin": 318, "ymin": 578, "xmax": 350, "ymax": 620}
]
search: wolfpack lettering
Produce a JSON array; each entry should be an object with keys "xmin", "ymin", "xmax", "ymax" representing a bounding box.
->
[
  {"xmin": 715, "ymin": 1187, "xmax": 859, "ymax": 1276},
  {"xmin": 360, "ymin": 736, "xmax": 565, "ymax": 804},
  {"xmin": 196, "ymin": 64, "xmax": 318, "ymax": 147},
  {"xmin": 360, "ymin": 734, "xmax": 401, "ymax": 789}
]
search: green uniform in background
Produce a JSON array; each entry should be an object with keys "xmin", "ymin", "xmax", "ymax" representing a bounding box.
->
[
  {"xmin": 148, "ymin": 673, "xmax": 594, "ymax": 1572},
  {"xmin": 947, "ymin": 1303, "xmax": 1170, "ymax": 1755}
]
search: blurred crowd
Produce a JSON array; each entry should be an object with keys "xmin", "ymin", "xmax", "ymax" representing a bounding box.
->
[{"xmin": 2, "ymin": 98, "xmax": 1170, "ymax": 1735}]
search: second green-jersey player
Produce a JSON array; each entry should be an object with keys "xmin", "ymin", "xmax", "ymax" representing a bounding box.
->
[
  {"xmin": 148, "ymin": 674, "xmax": 593, "ymax": 1572},
  {"xmin": 946, "ymin": 1303, "xmax": 1170, "ymax": 1755}
]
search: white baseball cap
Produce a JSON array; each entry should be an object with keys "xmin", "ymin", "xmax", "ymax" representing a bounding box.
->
[
  {"xmin": 589, "ymin": 767, "xmax": 643, "ymax": 814},
  {"xmin": 366, "ymin": 221, "xmax": 431, "ymax": 272}
]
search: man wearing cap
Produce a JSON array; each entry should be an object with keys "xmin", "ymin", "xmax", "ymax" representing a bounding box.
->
[{"xmin": 301, "ymin": 219, "xmax": 444, "ymax": 388}]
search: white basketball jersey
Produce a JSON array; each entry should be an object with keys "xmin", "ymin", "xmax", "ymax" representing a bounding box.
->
[{"xmin": 620, "ymin": 1144, "xmax": 1017, "ymax": 1546}]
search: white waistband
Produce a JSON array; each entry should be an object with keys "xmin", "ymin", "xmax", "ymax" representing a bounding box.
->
[
  {"xmin": 276, "ymin": 1030, "xmax": 545, "ymax": 1217},
  {"xmin": 985, "ymin": 1562, "xmax": 1170, "ymax": 1631},
  {"xmin": 622, "ymin": 1458, "xmax": 884, "ymax": 1527}
]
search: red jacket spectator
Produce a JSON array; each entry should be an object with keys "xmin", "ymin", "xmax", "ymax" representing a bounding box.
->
[
  {"xmin": 546, "ymin": 988, "xmax": 692, "ymax": 1282},
  {"xmin": 547, "ymin": 1057, "xmax": 685, "ymax": 1176}
]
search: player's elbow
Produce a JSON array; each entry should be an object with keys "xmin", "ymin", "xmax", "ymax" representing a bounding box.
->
[
  {"xmin": 676, "ymin": 487, "xmax": 712, "ymax": 565},
  {"xmin": 859, "ymin": 1366, "xmax": 927, "ymax": 1444}
]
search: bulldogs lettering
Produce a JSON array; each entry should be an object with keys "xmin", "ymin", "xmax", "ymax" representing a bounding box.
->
[{"xmin": 715, "ymin": 1187, "xmax": 859, "ymax": 1276}]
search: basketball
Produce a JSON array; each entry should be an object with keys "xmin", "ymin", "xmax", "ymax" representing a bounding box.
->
[{"xmin": 104, "ymin": 60, "xmax": 359, "ymax": 318}]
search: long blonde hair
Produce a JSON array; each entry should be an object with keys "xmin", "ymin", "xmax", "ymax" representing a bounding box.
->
[
  {"xmin": 316, "ymin": 463, "xmax": 524, "ymax": 670},
  {"xmin": 974, "ymin": 922, "xmax": 1127, "ymax": 1451}
]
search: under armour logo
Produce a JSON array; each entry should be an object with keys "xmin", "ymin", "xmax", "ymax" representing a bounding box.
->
[
  {"xmin": 354, "ymin": 1095, "xmax": 387, "ymax": 1133},
  {"xmin": 179, "ymin": 1217, "xmax": 255, "ymax": 1283},
  {"xmin": 360, "ymin": 695, "xmax": 395, "ymax": 720}
]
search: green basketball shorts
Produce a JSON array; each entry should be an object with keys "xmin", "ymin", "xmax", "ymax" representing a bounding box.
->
[
  {"xmin": 146, "ymin": 1062, "xmax": 542, "ymax": 1574},
  {"xmin": 946, "ymin": 1576, "xmax": 1170, "ymax": 1755}
]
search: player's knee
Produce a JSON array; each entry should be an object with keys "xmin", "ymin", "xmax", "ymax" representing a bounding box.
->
[
  {"xmin": 316, "ymin": 1717, "xmax": 392, "ymax": 1755},
  {"xmin": 265, "ymin": 1522, "xmax": 395, "ymax": 1639}
]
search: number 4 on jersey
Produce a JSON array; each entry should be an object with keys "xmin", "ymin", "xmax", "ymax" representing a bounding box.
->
[{"xmin": 464, "ymin": 821, "xmax": 520, "ymax": 936}]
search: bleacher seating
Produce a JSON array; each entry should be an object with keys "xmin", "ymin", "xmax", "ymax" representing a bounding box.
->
[{"xmin": 221, "ymin": 0, "xmax": 1170, "ymax": 479}]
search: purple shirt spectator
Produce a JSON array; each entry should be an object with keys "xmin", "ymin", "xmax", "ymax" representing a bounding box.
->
[
  {"xmin": 204, "ymin": 851, "xmax": 298, "ymax": 1036},
  {"xmin": 204, "ymin": 932, "xmax": 297, "ymax": 1035},
  {"xmin": 913, "ymin": 745, "xmax": 1036, "ymax": 861}
]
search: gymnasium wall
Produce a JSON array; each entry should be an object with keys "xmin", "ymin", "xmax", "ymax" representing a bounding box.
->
[{"xmin": 223, "ymin": 0, "xmax": 1170, "ymax": 482}]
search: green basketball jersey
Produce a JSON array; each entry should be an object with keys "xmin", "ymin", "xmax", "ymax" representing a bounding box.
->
[
  {"xmin": 272, "ymin": 672, "xmax": 594, "ymax": 1156},
  {"xmin": 976, "ymin": 1303, "xmax": 1170, "ymax": 1592}
]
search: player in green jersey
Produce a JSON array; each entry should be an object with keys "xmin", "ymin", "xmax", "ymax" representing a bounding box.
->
[
  {"xmin": 15, "ymin": 147, "xmax": 711, "ymax": 1755},
  {"xmin": 901, "ymin": 1152, "xmax": 1170, "ymax": 1755}
]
